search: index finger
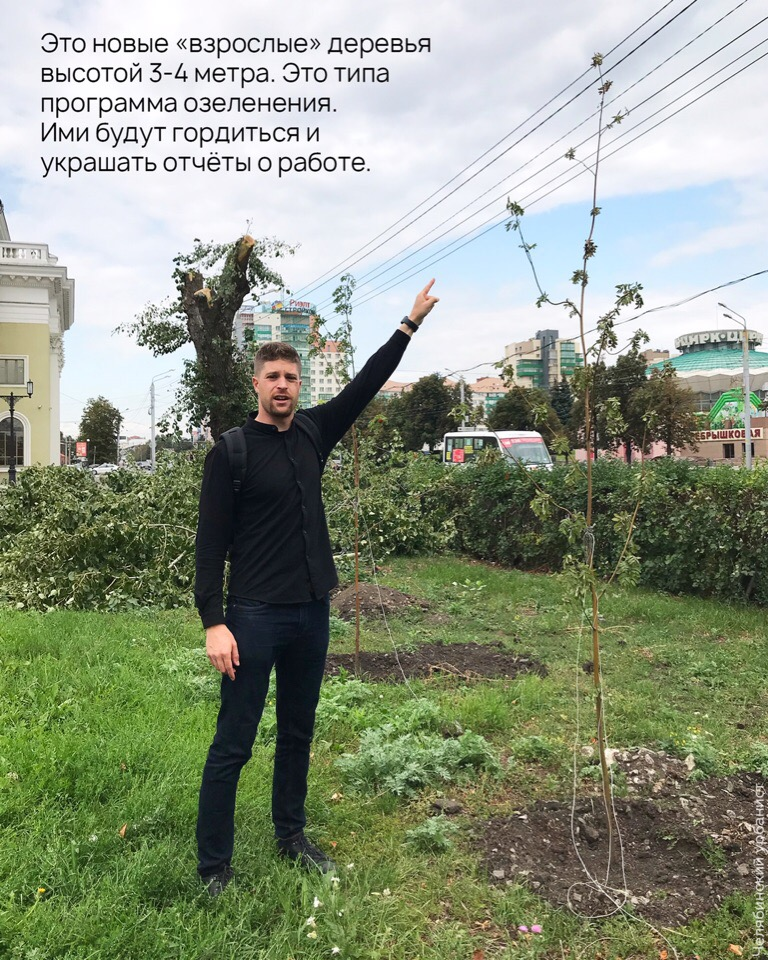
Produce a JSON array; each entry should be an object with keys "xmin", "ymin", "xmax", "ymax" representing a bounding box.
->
[
  {"xmin": 224, "ymin": 654, "xmax": 236, "ymax": 681},
  {"xmin": 421, "ymin": 278, "xmax": 436, "ymax": 297}
]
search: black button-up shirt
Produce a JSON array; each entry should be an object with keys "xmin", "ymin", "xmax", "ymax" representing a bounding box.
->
[{"xmin": 194, "ymin": 329, "xmax": 410, "ymax": 628}]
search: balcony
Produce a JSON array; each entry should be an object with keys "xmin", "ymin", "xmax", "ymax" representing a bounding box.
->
[
  {"xmin": 516, "ymin": 361, "xmax": 542, "ymax": 374},
  {"xmin": 0, "ymin": 243, "xmax": 57, "ymax": 264}
]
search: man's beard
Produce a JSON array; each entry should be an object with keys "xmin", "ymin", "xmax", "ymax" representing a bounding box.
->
[{"xmin": 266, "ymin": 397, "xmax": 296, "ymax": 419}]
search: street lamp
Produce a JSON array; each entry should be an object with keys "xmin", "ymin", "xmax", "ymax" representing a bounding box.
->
[
  {"xmin": 116, "ymin": 413, "xmax": 123, "ymax": 465},
  {"xmin": 718, "ymin": 302, "xmax": 752, "ymax": 469},
  {"xmin": 150, "ymin": 370, "xmax": 174, "ymax": 472},
  {"xmin": 1, "ymin": 380, "xmax": 33, "ymax": 485},
  {"xmin": 443, "ymin": 365, "xmax": 483, "ymax": 430}
]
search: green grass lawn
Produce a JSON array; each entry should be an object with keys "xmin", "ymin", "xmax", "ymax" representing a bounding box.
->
[{"xmin": 0, "ymin": 556, "xmax": 765, "ymax": 959}]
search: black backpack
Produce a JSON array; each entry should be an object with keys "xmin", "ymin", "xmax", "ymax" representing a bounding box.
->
[{"xmin": 221, "ymin": 414, "xmax": 325, "ymax": 496}]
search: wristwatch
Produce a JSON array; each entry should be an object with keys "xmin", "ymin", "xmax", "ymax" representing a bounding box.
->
[{"xmin": 401, "ymin": 316, "xmax": 420, "ymax": 333}]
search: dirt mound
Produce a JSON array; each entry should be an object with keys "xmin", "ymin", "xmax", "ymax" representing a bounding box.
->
[
  {"xmin": 331, "ymin": 584, "xmax": 429, "ymax": 621},
  {"xmin": 608, "ymin": 746, "xmax": 696, "ymax": 795},
  {"xmin": 475, "ymin": 767, "xmax": 765, "ymax": 927},
  {"xmin": 325, "ymin": 641, "xmax": 546, "ymax": 682}
]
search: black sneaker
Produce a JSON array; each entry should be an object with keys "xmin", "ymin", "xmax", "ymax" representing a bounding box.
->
[
  {"xmin": 202, "ymin": 865, "xmax": 234, "ymax": 898},
  {"xmin": 277, "ymin": 833, "xmax": 337, "ymax": 874}
]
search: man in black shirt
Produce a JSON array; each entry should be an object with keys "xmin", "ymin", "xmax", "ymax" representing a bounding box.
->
[{"xmin": 194, "ymin": 280, "xmax": 439, "ymax": 895}]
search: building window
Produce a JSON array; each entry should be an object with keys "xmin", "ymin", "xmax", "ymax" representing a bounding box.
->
[
  {"xmin": 0, "ymin": 416, "xmax": 25, "ymax": 467},
  {"xmin": 0, "ymin": 357, "xmax": 25, "ymax": 386},
  {"xmin": 723, "ymin": 443, "xmax": 735, "ymax": 459}
]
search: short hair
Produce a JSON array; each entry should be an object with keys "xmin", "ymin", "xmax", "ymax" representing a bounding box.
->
[{"xmin": 253, "ymin": 341, "xmax": 302, "ymax": 377}]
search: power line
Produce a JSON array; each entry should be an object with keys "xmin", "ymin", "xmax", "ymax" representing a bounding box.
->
[
  {"xmin": 294, "ymin": 0, "xmax": 703, "ymax": 299},
  {"xmin": 355, "ymin": 269, "xmax": 768, "ymax": 423},
  {"xmin": 615, "ymin": 269, "xmax": 768, "ymax": 331},
  {"xmin": 309, "ymin": 9, "xmax": 766, "ymax": 315},
  {"xmin": 340, "ymin": 4, "xmax": 762, "ymax": 301},
  {"xmin": 346, "ymin": 41, "xmax": 767, "ymax": 312},
  {"xmin": 524, "ymin": 41, "xmax": 768, "ymax": 210}
]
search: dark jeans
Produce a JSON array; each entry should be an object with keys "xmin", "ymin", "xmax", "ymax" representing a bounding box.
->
[{"xmin": 196, "ymin": 594, "xmax": 330, "ymax": 878}]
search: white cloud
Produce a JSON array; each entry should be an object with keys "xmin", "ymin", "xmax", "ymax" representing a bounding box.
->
[
  {"xmin": 1, "ymin": 0, "xmax": 766, "ymax": 428},
  {"xmin": 652, "ymin": 179, "xmax": 768, "ymax": 266}
]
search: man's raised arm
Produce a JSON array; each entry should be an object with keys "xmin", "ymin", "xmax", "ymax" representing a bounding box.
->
[{"xmin": 308, "ymin": 280, "xmax": 440, "ymax": 453}]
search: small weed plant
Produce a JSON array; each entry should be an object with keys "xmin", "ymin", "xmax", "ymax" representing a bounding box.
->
[
  {"xmin": 660, "ymin": 727, "xmax": 720, "ymax": 776},
  {"xmin": 336, "ymin": 727, "xmax": 501, "ymax": 798},
  {"xmin": 405, "ymin": 816, "xmax": 460, "ymax": 853}
]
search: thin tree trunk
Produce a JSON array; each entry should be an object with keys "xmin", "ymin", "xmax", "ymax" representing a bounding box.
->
[{"xmin": 352, "ymin": 424, "xmax": 361, "ymax": 677}]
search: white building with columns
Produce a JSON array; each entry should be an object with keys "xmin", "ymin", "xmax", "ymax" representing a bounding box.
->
[{"xmin": 0, "ymin": 201, "xmax": 75, "ymax": 475}]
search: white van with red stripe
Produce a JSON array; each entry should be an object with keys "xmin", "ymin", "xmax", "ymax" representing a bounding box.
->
[{"xmin": 442, "ymin": 431, "xmax": 553, "ymax": 470}]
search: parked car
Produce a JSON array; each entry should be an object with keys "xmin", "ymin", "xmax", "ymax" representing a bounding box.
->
[{"xmin": 92, "ymin": 462, "xmax": 120, "ymax": 476}]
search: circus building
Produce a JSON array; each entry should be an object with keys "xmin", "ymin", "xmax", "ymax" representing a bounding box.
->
[{"xmin": 647, "ymin": 325, "xmax": 768, "ymax": 465}]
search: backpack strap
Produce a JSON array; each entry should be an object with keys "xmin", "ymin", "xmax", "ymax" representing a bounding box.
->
[
  {"xmin": 221, "ymin": 417, "xmax": 325, "ymax": 498},
  {"xmin": 294, "ymin": 413, "xmax": 326, "ymax": 469},
  {"xmin": 221, "ymin": 426, "xmax": 247, "ymax": 496}
]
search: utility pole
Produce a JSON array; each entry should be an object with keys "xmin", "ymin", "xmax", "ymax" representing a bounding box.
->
[
  {"xmin": 444, "ymin": 366, "xmax": 480, "ymax": 430},
  {"xmin": 150, "ymin": 370, "xmax": 173, "ymax": 472},
  {"xmin": 719, "ymin": 303, "xmax": 752, "ymax": 469}
]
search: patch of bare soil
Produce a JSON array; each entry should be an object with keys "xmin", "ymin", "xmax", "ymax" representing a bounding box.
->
[
  {"xmin": 474, "ymin": 748, "xmax": 765, "ymax": 927},
  {"xmin": 329, "ymin": 585, "xmax": 544, "ymax": 681},
  {"xmin": 325, "ymin": 641, "xmax": 546, "ymax": 682},
  {"xmin": 331, "ymin": 584, "xmax": 429, "ymax": 620}
]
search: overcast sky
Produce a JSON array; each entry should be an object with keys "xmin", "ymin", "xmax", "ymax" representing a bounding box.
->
[{"xmin": 2, "ymin": 0, "xmax": 766, "ymax": 436}]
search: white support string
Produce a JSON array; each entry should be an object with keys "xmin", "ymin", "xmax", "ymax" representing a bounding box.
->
[{"xmin": 566, "ymin": 599, "xmax": 679, "ymax": 957}]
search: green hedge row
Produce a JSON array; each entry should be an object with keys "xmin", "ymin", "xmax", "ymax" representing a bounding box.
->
[
  {"xmin": 1, "ymin": 454, "xmax": 765, "ymax": 610},
  {"xmin": 445, "ymin": 458, "xmax": 768, "ymax": 604},
  {"xmin": 0, "ymin": 450, "xmax": 453, "ymax": 612}
]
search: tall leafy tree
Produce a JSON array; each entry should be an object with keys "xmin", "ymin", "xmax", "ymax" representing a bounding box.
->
[
  {"xmin": 388, "ymin": 375, "xmax": 463, "ymax": 451},
  {"xmin": 632, "ymin": 361, "xmax": 700, "ymax": 456},
  {"xmin": 569, "ymin": 361, "xmax": 611, "ymax": 454},
  {"xmin": 116, "ymin": 235, "xmax": 293, "ymax": 440},
  {"xmin": 78, "ymin": 396, "xmax": 121, "ymax": 464},
  {"xmin": 351, "ymin": 396, "xmax": 394, "ymax": 441},
  {"xmin": 487, "ymin": 385, "xmax": 560, "ymax": 437},
  {"xmin": 549, "ymin": 378, "xmax": 574, "ymax": 428},
  {"xmin": 604, "ymin": 342, "xmax": 651, "ymax": 464}
]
